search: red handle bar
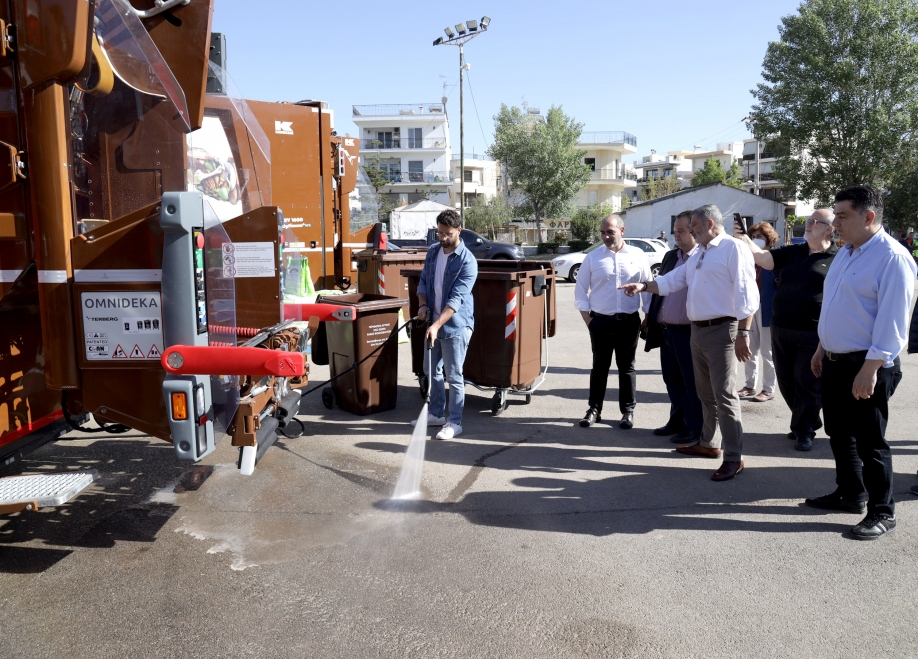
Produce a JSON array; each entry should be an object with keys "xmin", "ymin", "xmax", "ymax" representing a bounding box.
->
[{"xmin": 161, "ymin": 345, "xmax": 305, "ymax": 377}]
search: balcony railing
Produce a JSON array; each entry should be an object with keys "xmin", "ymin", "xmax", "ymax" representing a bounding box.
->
[
  {"xmin": 353, "ymin": 103, "xmax": 446, "ymax": 116},
  {"xmin": 362, "ymin": 138, "xmax": 447, "ymax": 150},
  {"xmin": 590, "ymin": 171, "xmax": 638, "ymax": 182},
  {"xmin": 578, "ymin": 131, "xmax": 638, "ymax": 147},
  {"xmin": 379, "ymin": 170, "xmax": 454, "ymax": 184}
]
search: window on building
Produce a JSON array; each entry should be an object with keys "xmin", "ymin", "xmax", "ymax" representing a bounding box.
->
[
  {"xmin": 375, "ymin": 131, "xmax": 394, "ymax": 148},
  {"xmin": 408, "ymin": 161, "xmax": 424, "ymax": 183},
  {"xmin": 408, "ymin": 128, "xmax": 422, "ymax": 149},
  {"xmin": 463, "ymin": 170, "xmax": 473, "ymax": 182},
  {"xmin": 584, "ymin": 157, "xmax": 596, "ymax": 171},
  {"xmin": 378, "ymin": 162, "xmax": 400, "ymax": 181},
  {"xmin": 463, "ymin": 192, "xmax": 481, "ymax": 208},
  {"xmin": 648, "ymin": 169, "xmax": 659, "ymax": 180}
]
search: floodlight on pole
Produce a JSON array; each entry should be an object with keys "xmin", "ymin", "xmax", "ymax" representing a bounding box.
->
[{"xmin": 433, "ymin": 15, "xmax": 491, "ymax": 223}]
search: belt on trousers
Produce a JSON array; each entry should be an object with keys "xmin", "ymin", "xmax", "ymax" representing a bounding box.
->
[
  {"xmin": 691, "ymin": 316, "xmax": 736, "ymax": 328},
  {"xmin": 660, "ymin": 322, "xmax": 691, "ymax": 330},
  {"xmin": 590, "ymin": 311, "xmax": 638, "ymax": 321},
  {"xmin": 825, "ymin": 350, "xmax": 869, "ymax": 362}
]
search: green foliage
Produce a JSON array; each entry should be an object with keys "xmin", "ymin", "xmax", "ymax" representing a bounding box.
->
[
  {"xmin": 463, "ymin": 195, "xmax": 514, "ymax": 237},
  {"xmin": 749, "ymin": 0, "xmax": 918, "ymax": 206},
  {"xmin": 691, "ymin": 157, "xmax": 745, "ymax": 189},
  {"xmin": 570, "ymin": 204, "xmax": 613, "ymax": 242},
  {"xmin": 640, "ymin": 174, "xmax": 683, "ymax": 200},
  {"xmin": 360, "ymin": 140, "xmax": 402, "ymax": 223},
  {"xmin": 884, "ymin": 145, "xmax": 918, "ymax": 230},
  {"xmin": 568, "ymin": 239, "xmax": 592, "ymax": 252},
  {"xmin": 489, "ymin": 103, "xmax": 593, "ymax": 231}
]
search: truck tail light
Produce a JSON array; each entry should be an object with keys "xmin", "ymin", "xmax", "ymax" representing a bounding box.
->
[{"xmin": 171, "ymin": 392, "xmax": 188, "ymax": 420}]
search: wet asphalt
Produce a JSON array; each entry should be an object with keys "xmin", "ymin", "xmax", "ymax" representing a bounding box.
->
[{"xmin": 2, "ymin": 282, "xmax": 917, "ymax": 658}]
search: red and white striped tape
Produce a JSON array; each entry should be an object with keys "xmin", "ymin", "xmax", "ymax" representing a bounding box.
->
[
  {"xmin": 505, "ymin": 291, "xmax": 517, "ymax": 340},
  {"xmin": 378, "ymin": 266, "xmax": 386, "ymax": 295}
]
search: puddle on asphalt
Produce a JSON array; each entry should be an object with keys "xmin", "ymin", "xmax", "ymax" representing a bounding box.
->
[{"xmin": 167, "ymin": 453, "xmax": 424, "ymax": 571}]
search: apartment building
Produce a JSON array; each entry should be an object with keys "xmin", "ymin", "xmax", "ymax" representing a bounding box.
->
[
  {"xmin": 629, "ymin": 149, "xmax": 694, "ymax": 203},
  {"xmin": 683, "ymin": 141, "xmax": 744, "ymax": 184},
  {"xmin": 741, "ymin": 138, "xmax": 814, "ymax": 218},
  {"xmin": 351, "ymin": 103, "xmax": 453, "ymax": 205},
  {"xmin": 449, "ymin": 150, "xmax": 499, "ymax": 208},
  {"xmin": 574, "ymin": 131, "xmax": 639, "ymax": 210}
]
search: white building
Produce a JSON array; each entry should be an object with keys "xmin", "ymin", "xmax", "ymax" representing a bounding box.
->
[
  {"xmin": 622, "ymin": 182, "xmax": 787, "ymax": 243},
  {"xmin": 574, "ymin": 131, "xmax": 639, "ymax": 211},
  {"xmin": 352, "ymin": 103, "xmax": 453, "ymax": 206},
  {"xmin": 629, "ymin": 149, "xmax": 694, "ymax": 204},
  {"xmin": 741, "ymin": 138, "xmax": 815, "ymax": 219},
  {"xmin": 684, "ymin": 142, "xmax": 745, "ymax": 185},
  {"xmin": 450, "ymin": 151, "xmax": 500, "ymax": 208}
]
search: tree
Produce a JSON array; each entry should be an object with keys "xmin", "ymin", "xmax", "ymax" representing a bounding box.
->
[
  {"xmin": 463, "ymin": 195, "xmax": 514, "ymax": 238},
  {"xmin": 691, "ymin": 156, "xmax": 745, "ymax": 189},
  {"xmin": 749, "ymin": 0, "xmax": 918, "ymax": 206},
  {"xmin": 489, "ymin": 103, "xmax": 593, "ymax": 235},
  {"xmin": 359, "ymin": 141, "xmax": 401, "ymax": 224},
  {"xmin": 640, "ymin": 174, "xmax": 684, "ymax": 200}
]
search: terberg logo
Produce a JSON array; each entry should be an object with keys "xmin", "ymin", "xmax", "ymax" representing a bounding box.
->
[{"xmin": 275, "ymin": 121, "xmax": 293, "ymax": 135}]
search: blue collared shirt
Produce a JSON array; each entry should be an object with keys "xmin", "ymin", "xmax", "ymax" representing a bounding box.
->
[
  {"xmin": 417, "ymin": 240, "xmax": 477, "ymax": 339},
  {"xmin": 818, "ymin": 228, "xmax": 917, "ymax": 366}
]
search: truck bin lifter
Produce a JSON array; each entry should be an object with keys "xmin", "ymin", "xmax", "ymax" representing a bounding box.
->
[{"xmin": 0, "ymin": 0, "xmax": 364, "ymax": 514}]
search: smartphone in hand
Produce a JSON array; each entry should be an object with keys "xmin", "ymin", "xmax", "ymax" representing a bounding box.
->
[{"xmin": 733, "ymin": 212, "xmax": 748, "ymax": 235}]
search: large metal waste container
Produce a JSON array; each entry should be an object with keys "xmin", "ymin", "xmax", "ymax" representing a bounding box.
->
[
  {"xmin": 402, "ymin": 261, "xmax": 556, "ymax": 415},
  {"xmin": 316, "ymin": 293, "xmax": 408, "ymax": 415},
  {"xmin": 355, "ymin": 248, "xmax": 428, "ymax": 317}
]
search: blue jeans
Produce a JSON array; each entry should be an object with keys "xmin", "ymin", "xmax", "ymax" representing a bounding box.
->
[{"xmin": 425, "ymin": 326, "xmax": 472, "ymax": 425}]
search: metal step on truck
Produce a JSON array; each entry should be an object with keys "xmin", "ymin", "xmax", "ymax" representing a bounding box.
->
[{"xmin": 0, "ymin": 0, "xmax": 370, "ymax": 515}]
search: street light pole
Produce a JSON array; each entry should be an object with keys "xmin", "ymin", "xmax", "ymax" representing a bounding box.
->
[{"xmin": 434, "ymin": 17, "xmax": 490, "ymax": 224}]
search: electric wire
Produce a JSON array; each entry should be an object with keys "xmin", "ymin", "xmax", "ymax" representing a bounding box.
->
[{"xmin": 465, "ymin": 70, "xmax": 491, "ymax": 155}]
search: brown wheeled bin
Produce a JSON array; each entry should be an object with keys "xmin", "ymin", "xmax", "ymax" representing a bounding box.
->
[
  {"xmin": 355, "ymin": 248, "xmax": 428, "ymax": 317},
  {"xmin": 402, "ymin": 261, "xmax": 556, "ymax": 415},
  {"xmin": 316, "ymin": 293, "xmax": 408, "ymax": 415}
]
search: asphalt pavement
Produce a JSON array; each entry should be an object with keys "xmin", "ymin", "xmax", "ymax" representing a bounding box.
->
[{"xmin": 2, "ymin": 281, "xmax": 917, "ymax": 658}]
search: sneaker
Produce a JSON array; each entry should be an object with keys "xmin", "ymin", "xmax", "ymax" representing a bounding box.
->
[
  {"xmin": 435, "ymin": 422, "xmax": 462, "ymax": 440},
  {"xmin": 411, "ymin": 413, "xmax": 446, "ymax": 427},
  {"xmin": 805, "ymin": 491, "xmax": 866, "ymax": 514},
  {"xmin": 851, "ymin": 513, "xmax": 896, "ymax": 540}
]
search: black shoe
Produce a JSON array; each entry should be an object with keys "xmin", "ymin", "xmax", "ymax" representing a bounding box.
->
[
  {"xmin": 851, "ymin": 513, "xmax": 896, "ymax": 540},
  {"xmin": 580, "ymin": 408, "xmax": 601, "ymax": 428},
  {"xmin": 805, "ymin": 491, "xmax": 866, "ymax": 514},
  {"xmin": 619, "ymin": 412, "xmax": 634, "ymax": 429},
  {"xmin": 653, "ymin": 422, "xmax": 685, "ymax": 436},
  {"xmin": 671, "ymin": 430, "xmax": 701, "ymax": 444},
  {"xmin": 911, "ymin": 484, "xmax": 918, "ymax": 496},
  {"xmin": 795, "ymin": 435, "xmax": 814, "ymax": 451},
  {"xmin": 786, "ymin": 431, "xmax": 796, "ymax": 440}
]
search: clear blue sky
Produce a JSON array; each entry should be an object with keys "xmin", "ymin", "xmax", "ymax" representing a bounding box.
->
[{"xmin": 213, "ymin": 0, "xmax": 803, "ymax": 163}]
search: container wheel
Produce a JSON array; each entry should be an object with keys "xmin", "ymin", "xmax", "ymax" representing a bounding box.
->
[
  {"xmin": 525, "ymin": 393, "xmax": 532, "ymax": 404},
  {"xmin": 419, "ymin": 375, "xmax": 429, "ymax": 400},
  {"xmin": 491, "ymin": 389, "xmax": 509, "ymax": 415},
  {"xmin": 280, "ymin": 418, "xmax": 306, "ymax": 438},
  {"xmin": 321, "ymin": 387, "xmax": 335, "ymax": 409}
]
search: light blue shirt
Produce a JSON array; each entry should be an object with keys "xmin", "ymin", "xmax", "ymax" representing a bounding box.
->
[{"xmin": 818, "ymin": 228, "xmax": 917, "ymax": 367}]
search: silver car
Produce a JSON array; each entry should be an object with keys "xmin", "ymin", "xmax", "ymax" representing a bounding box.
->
[{"xmin": 552, "ymin": 238, "xmax": 669, "ymax": 283}]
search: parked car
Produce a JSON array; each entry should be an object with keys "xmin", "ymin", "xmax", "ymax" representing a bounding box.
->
[
  {"xmin": 551, "ymin": 238, "xmax": 669, "ymax": 283},
  {"xmin": 389, "ymin": 227, "xmax": 524, "ymax": 259}
]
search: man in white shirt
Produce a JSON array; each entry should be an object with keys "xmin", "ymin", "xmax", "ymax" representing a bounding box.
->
[
  {"xmin": 621, "ymin": 205, "xmax": 758, "ymax": 481},
  {"xmin": 574, "ymin": 215, "xmax": 651, "ymax": 429},
  {"xmin": 805, "ymin": 185, "xmax": 917, "ymax": 540}
]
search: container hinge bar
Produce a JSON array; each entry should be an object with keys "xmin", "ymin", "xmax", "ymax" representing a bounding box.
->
[
  {"xmin": 0, "ymin": 20, "xmax": 16, "ymax": 57},
  {"xmin": 133, "ymin": 0, "xmax": 191, "ymax": 19}
]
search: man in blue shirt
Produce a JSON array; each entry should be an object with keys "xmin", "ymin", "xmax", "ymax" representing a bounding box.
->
[
  {"xmin": 806, "ymin": 185, "xmax": 917, "ymax": 540},
  {"xmin": 415, "ymin": 210, "xmax": 478, "ymax": 440}
]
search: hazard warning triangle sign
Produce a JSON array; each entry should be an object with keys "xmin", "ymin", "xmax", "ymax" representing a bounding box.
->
[
  {"xmin": 112, "ymin": 344, "xmax": 127, "ymax": 358},
  {"xmin": 129, "ymin": 344, "xmax": 144, "ymax": 359},
  {"xmin": 147, "ymin": 345, "xmax": 161, "ymax": 358}
]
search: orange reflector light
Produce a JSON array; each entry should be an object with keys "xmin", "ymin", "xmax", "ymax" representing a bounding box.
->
[{"xmin": 171, "ymin": 392, "xmax": 188, "ymax": 420}]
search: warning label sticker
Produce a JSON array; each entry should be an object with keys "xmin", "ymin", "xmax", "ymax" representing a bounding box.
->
[
  {"xmin": 229, "ymin": 242, "xmax": 276, "ymax": 278},
  {"xmin": 81, "ymin": 292, "xmax": 164, "ymax": 361}
]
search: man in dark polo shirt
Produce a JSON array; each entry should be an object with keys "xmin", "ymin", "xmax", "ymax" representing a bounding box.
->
[{"xmin": 735, "ymin": 209, "xmax": 837, "ymax": 451}]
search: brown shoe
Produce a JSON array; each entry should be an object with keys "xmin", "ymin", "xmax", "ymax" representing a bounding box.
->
[
  {"xmin": 675, "ymin": 443, "xmax": 722, "ymax": 458},
  {"xmin": 737, "ymin": 387, "xmax": 756, "ymax": 398},
  {"xmin": 711, "ymin": 460, "xmax": 744, "ymax": 481},
  {"xmin": 751, "ymin": 391, "xmax": 774, "ymax": 402}
]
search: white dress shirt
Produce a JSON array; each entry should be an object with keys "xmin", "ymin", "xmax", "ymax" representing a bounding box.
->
[
  {"xmin": 654, "ymin": 232, "xmax": 759, "ymax": 322},
  {"xmin": 818, "ymin": 228, "xmax": 917, "ymax": 367},
  {"xmin": 574, "ymin": 243, "xmax": 651, "ymax": 315}
]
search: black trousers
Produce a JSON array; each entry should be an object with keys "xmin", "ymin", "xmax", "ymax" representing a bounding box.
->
[
  {"xmin": 660, "ymin": 325, "xmax": 703, "ymax": 433},
  {"xmin": 587, "ymin": 312, "xmax": 640, "ymax": 414},
  {"xmin": 822, "ymin": 357, "xmax": 902, "ymax": 516},
  {"xmin": 771, "ymin": 326, "xmax": 823, "ymax": 437}
]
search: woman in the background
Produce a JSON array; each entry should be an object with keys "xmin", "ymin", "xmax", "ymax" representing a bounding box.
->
[{"xmin": 737, "ymin": 222, "xmax": 778, "ymax": 403}]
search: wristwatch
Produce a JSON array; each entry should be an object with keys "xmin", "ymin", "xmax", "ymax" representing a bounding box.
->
[
  {"xmin": 737, "ymin": 329, "xmax": 751, "ymax": 337},
  {"xmin": 639, "ymin": 282, "xmax": 648, "ymax": 292}
]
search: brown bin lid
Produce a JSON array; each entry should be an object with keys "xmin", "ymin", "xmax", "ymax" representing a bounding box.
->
[
  {"xmin": 354, "ymin": 248, "xmax": 429, "ymax": 262},
  {"xmin": 316, "ymin": 292, "xmax": 409, "ymax": 314}
]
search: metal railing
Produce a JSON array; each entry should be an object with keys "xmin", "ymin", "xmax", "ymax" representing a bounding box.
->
[
  {"xmin": 578, "ymin": 131, "xmax": 638, "ymax": 147},
  {"xmin": 592, "ymin": 171, "xmax": 638, "ymax": 182},
  {"xmin": 353, "ymin": 103, "xmax": 446, "ymax": 116},
  {"xmin": 362, "ymin": 138, "xmax": 448, "ymax": 150},
  {"xmin": 379, "ymin": 170, "xmax": 454, "ymax": 184}
]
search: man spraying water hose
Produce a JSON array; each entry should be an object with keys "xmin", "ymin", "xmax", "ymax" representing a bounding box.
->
[{"xmin": 413, "ymin": 210, "xmax": 478, "ymax": 439}]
